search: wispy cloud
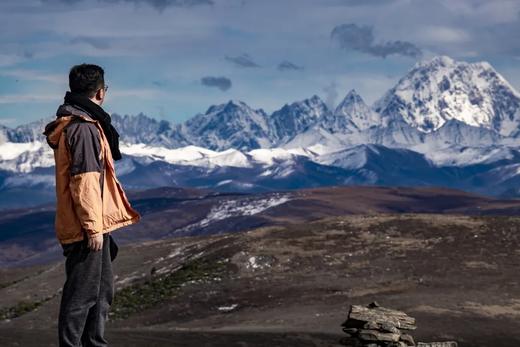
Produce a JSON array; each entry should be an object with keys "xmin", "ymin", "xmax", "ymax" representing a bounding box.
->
[
  {"xmin": 330, "ymin": 23, "xmax": 422, "ymax": 58},
  {"xmin": 0, "ymin": 87, "xmax": 173, "ymax": 105},
  {"xmin": 1, "ymin": 0, "xmax": 520, "ymax": 125},
  {"xmin": 70, "ymin": 36, "xmax": 112, "ymax": 50},
  {"xmin": 339, "ymin": 0, "xmax": 398, "ymax": 6},
  {"xmin": 0, "ymin": 53, "xmax": 27, "ymax": 68},
  {"xmin": 224, "ymin": 53, "xmax": 261, "ymax": 68},
  {"xmin": 152, "ymin": 80, "xmax": 166, "ymax": 87},
  {"xmin": 0, "ymin": 69, "xmax": 66, "ymax": 84},
  {"xmin": 322, "ymin": 81, "xmax": 339, "ymax": 110},
  {"xmin": 419, "ymin": 26, "xmax": 470, "ymax": 44},
  {"xmin": 107, "ymin": 87, "xmax": 172, "ymax": 99},
  {"xmin": 0, "ymin": 117, "xmax": 18, "ymax": 126},
  {"xmin": 0, "ymin": 94, "xmax": 60, "ymax": 104},
  {"xmin": 200, "ymin": 76, "xmax": 232, "ymax": 91},
  {"xmin": 45, "ymin": 0, "xmax": 214, "ymax": 11},
  {"xmin": 277, "ymin": 60, "xmax": 304, "ymax": 71}
]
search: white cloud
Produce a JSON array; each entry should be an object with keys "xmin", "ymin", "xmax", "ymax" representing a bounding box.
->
[
  {"xmin": 108, "ymin": 88, "xmax": 172, "ymax": 99},
  {"xmin": 418, "ymin": 26, "xmax": 471, "ymax": 44},
  {"xmin": 0, "ymin": 0, "xmax": 520, "ymax": 123},
  {"xmin": 438, "ymin": 0, "xmax": 520, "ymax": 24},
  {"xmin": 0, "ymin": 117, "xmax": 18, "ymax": 126},
  {"xmin": 0, "ymin": 54, "xmax": 26, "ymax": 67},
  {"xmin": 0, "ymin": 69, "xmax": 67, "ymax": 84},
  {"xmin": 0, "ymin": 94, "xmax": 60, "ymax": 104}
]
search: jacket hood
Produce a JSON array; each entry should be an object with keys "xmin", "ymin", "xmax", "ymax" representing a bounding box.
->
[{"xmin": 43, "ymin": 104, "xmax": 96, "ymax": 149}]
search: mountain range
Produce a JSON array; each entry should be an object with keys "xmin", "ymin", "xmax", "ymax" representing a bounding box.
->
[{"xmin": 1, "ymin": 55, "xmax": 520, "ymax": 208}]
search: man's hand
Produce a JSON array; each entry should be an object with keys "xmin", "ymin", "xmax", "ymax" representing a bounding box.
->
[{"xmin": 87, "ymin": 233, "xmax": 103, "ymax": 251}]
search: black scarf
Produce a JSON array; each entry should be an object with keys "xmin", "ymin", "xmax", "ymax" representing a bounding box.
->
[{"xmin": 63, "ymin": 91, "xmax": 122, "ymax": 161}]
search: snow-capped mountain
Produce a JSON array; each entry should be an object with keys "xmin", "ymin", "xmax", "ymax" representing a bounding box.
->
[
  {"xmin": 0, "ymin": 117, "xmax": 52, "ymax": 144},
  {"xmin": 316, "ymin": 144, "xmax": 455, "ymax": 187},
  {"xmin": 267, "ymin": 94, "xmax": 328, "ymax": 146},
  {"xmin": 331, "ymin": 89, "xmax": 380, "ymax": 131},
  {"xmin": 111, "ymin": 113, "xmax": 189, "ymax": 148},
  {"xmin": 373, "ymin": 55, "xmax": 520, "ymax": 136},
  {"xmin": 180, "ymin": 100, "xmax": 272, "ymax": 151},
  {"xmin": 280, "ymin": 91, "xmax": 369, "ymax": 152},
  {"xmin": 2, "ymin": 55, "xmax": 520, "ymax": 207}
]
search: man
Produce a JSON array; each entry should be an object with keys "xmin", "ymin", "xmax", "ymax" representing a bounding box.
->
[{"xmin": 43, "ymin": 63, "xmax": 141, "ymax": 347}]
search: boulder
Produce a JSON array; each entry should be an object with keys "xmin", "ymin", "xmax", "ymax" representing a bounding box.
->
[{"xmin": 339, "ymin": 302, "xmax": 457, "ymax": 347}]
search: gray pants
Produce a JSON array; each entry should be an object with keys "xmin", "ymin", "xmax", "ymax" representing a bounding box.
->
[{"xmin": 58, "ymin": 233, "xmax": 118, "ymax": 347}]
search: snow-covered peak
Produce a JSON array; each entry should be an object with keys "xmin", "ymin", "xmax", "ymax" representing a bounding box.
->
[
  {"xmin": 373, "ymin": 55, "xmax": 520, "ymax": 136},
  {"xmin": 286, "ymin": 94, "xmax": 328, "ymax": 112},
  {"xmin": 4, "ymin": 117, "xmax": 54, "ymax": 144},
  {"xmin": 337, "ymin": 89, "xmax": 363, "ymax": 105},
  {"xmin": 223, "ymin": 99, "xmax": 252, "ymax": 112},
  {"xmin": 181, "ymin": 99, "xmax": 271, "ymax": 151},
  {"xmin": 308, "ymin": 94, "xmax": 323, "ymax": 104},
  {"xmin": 111, "ymin": 113, "xmax": 188, "ymax": 148},
  {"xmin": 205, "ymin": 99, "xmax": 254, "ymax": 115},
  {"xmin": 333, "ymin": 89, "xmax": 380, "ymax": 130},
  {"xmin": 412, "ymin": 55, "xmax": 456, "ymax": 70},
  {"xmin": 267, "ymin": 95, "xmax": 329, "ymax": 146}
]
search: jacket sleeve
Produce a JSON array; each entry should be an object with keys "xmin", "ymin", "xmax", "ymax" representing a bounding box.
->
[{"xmin": 65, "ymin": 121, "xmax": 104, "ymax": 237}]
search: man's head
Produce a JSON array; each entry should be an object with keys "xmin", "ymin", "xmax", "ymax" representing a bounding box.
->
[{"xmin": 69, "ymin": 63, "xmax": 107, "ymax": 105}]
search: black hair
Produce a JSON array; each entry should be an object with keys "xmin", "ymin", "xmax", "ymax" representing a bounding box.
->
[{"xmin": 69, "ymin": 63, "xmax": 105, "ymax": 98}]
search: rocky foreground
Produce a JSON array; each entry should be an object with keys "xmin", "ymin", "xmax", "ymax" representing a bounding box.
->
[
  {"xmin": 341, "ymin": 301, "xmax": 457, "ymax": 347},
  {"xmin": 0, "ymin": 213, "xmax": 519, "ymax": 346}
]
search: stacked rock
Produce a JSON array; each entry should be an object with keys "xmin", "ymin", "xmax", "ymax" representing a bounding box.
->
[{"xmin": 340, "ymin": 302, "xmax": 457, "ymax": 347}]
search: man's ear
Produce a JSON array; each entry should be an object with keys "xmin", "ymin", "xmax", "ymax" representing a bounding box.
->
[{"xmin": 94, "ymin": 88, "xmax": 104, "ymax": 104}]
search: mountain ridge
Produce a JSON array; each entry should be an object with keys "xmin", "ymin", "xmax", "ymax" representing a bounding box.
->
[{"xmin": 1, "ymin": 55, "xmax": 520, "ymax": 204}]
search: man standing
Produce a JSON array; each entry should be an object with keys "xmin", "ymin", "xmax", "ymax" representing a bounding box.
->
[{"xmin": 43, "ymin": 64, "xmax": 140, "ymax": 346}]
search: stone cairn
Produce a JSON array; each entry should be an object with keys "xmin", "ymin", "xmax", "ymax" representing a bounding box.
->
[{"xmin": 340, "ymin": 302, "xmax": 457, "ymax": 347}]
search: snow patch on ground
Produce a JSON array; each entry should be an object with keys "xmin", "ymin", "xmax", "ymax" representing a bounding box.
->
[
  {"xmin": 247, "ymin": 255, "xmax": 274, "ymax": 270},
  {"xmin": 173, "ymin": 193, "xmax": 293, "ymax": 235},
  {"xmin": 217, "ymin": 303, "xmax": 239, "ymax": 312},
  {"xmin": 198, "ymin": 194, "xmax": 292, "ymax": 227},
  {"xmin": 166, "ymin": 248, "xmax": 183, "ymax": 259}
]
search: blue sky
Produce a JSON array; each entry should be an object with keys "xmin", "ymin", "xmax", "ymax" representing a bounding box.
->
[{"xmin": 1, "ymin": 0, "xmax": 519, "ymax": 126}]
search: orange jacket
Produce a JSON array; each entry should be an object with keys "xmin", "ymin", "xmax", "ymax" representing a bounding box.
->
[{"xmin": 43, "ymin": 105, "xmax": 140, "ymax": 244}]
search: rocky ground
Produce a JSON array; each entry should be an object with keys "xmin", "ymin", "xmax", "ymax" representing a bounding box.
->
[
  {"xmin": 1, "ymin": 213, "xmax": 520, "ymax": 346},
  {"xmin": 4, "ymin": 185, "xmax": 520, "ymax": 267}
]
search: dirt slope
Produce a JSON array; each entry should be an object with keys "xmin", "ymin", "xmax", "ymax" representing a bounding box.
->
[{"xmin": 1, "ymin": 213, "xmax": 519, "ymax": 346}]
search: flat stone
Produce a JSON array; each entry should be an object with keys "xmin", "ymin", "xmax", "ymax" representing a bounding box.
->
[
  {"xmin": 362, "ymin": 320, "xmax": 400, "ymax": 334},
  {"xmin": 399, "ymin": 333, "xmax": 415, "ymax": 346},
  {"xmin": 417, "ymin": 342, "xmax": 458, "ymax": 347},
  {"xmin": 380, "ymin": 322, "xmax": 400, "ymax": 334},
  {"xmin": 358, "ymin": 329, "xmax": 401, "ymax": 342},
  {"xmin": 343, "ymin": 327, "xmax": 358, "ymax": 334},
  {"xmin": 363, "ymin": 321, "xmax": 380, "ymax": 330},
  {"xmin": 385, "ymin": 342, "xmax": 408, "ymax": 347},
  {"xmin": 345, "ymin": 304, "xmax": 417, "ymax": 331}
]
